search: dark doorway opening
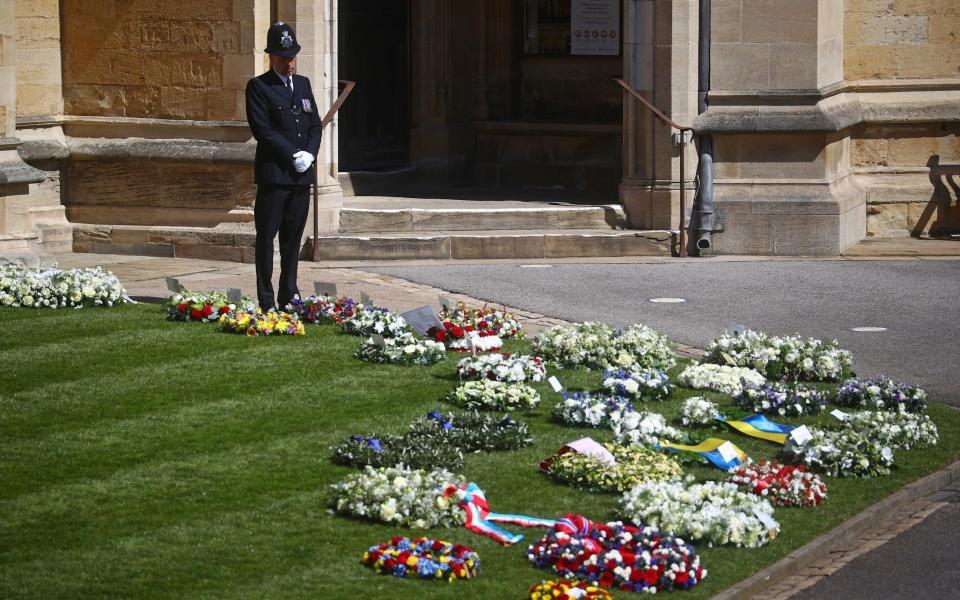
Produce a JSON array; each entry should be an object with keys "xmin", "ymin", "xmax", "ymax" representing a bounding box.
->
[{"xmin": 338, "ymin": 0, "xmax": 411, "ymax": 171}]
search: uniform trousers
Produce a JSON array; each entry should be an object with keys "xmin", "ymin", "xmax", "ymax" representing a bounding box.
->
[{"xmin": 254, "ymin": 184, "xmax": 310, "ymax": 310}]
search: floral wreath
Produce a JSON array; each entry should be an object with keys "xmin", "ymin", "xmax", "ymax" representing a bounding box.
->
[
  {"xmin": 729, "ymin": 460, "xmax": 827, "ymax": 507},
  {"xmin": 528, "ymin": 579, "xmax": 611, "ymax": 599},
  {"xmin": 527, "ymin": 515, "xmax": 706, "ymax": 593},
  {"xmin": 428, "ymin": 321, "xmax": 503, "ymax": 353},
  {"xmin": 361, "ymin": 537, "xmax": 480, "ymax": 581}
]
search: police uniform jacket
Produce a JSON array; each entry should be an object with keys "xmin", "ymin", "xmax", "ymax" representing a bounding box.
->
[{"xmin": 245, "ymin": 70, "xmax": 323, "ymax": 187}]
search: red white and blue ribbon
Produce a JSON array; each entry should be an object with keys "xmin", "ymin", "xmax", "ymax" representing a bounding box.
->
[{"xmin": 444, "ymin": 482, "xmax": 557, "ymax": 545}]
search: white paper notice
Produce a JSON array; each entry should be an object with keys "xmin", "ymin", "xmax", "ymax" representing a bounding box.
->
[
  {"xmin": 226, "ymin": 288, "xmax": 242, "ymax": 303},
  {"xmin": 571, "ymin": 0, "xmax": 619, "ymax": 56},
  {"xmin": 400, "ymin": 306, "xmax": 444, "ymax": 337},
  {"xmin": 165, "ymin": 277, "xmax": 182, "ymax": 293},
  {"xmin": 717, "ymin": 441, "xmax": 739, "ymax": 463},
  {"xmin": 465, "ymin": 333, "xmax": 477, "ymax": 355},
  {"xmin": 830, "ymin": 409, "xmax": 851, "ymax": 422},
  {"xmin": 548, "ymin": 376, "xmax": 564, "ymax": 393},
  {"xmin": 567, "ymin": 437, "xmax": 617, "ymax": 467},
  {"xmin": 790, "ymin": 425, "xmax": 813, "ymax": 445},
  {"xmin": 313, "ymin": 281, "xmax": 338, "ymax": 297},
  {"xmin": 753, "ymin": 507, "xmax": 779, "ymax": 531}
]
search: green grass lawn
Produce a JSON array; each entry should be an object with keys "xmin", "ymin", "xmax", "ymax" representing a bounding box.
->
[{"xmin": 2, "ymin": 303, "xmax": 959, "ymax": 599}]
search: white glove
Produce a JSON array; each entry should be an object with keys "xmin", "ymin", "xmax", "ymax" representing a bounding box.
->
[{"xmin": 292, "ymin": 151, "xmax": 314, "ymax": 173}]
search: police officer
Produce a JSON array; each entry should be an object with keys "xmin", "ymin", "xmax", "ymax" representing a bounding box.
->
[{"xmin": 245, "ymin": 22, "xmax": 323, "ymax": 311}]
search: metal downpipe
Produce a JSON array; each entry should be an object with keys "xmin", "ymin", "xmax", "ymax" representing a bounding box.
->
[{"xmin": 689, "ymin": 0, "xmax": 715, "ymax": 256}]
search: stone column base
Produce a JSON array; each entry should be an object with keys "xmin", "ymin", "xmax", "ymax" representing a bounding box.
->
[{"xmin": 710, "ymin": 175, "xmax": 866, "ymax": 256}]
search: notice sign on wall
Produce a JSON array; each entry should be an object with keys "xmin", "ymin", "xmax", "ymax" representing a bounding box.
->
[{"xmin": 571, "ymin": 0, "xmax": 619, "ymax": 55}]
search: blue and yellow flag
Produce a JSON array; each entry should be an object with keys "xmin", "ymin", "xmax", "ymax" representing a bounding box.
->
[
  {"xmin": 658, "ymin": 437, "xmax": 748, "ymax": 470},
  {"xmin": 718, "ymin": 414, "xmax": 796, "ymax": 445}
]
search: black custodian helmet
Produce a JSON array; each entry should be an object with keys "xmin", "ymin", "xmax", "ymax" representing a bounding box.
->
[{"xmin": 264, "ymin": 21, "xmax": 301, "ymax": 57}]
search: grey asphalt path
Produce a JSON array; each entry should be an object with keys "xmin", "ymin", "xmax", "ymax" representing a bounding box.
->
[{"xmin": 371, "ymin": 259, "xmax": 960, "ymax": 406}]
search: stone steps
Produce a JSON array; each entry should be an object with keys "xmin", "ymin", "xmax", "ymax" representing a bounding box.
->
[
  {"xmin": 339, "ymin": 204, "xmax": 626, "ymax": 233},
  {"xmin": 310, "ymin": 229, "xmax": 672, "ymax": 260}
]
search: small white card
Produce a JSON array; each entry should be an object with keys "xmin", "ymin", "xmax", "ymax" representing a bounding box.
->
[
  {"xmin": 400, "ymin": 305, "xmax": 445, "ymax": 337},
  {"xmin": 753, "ymin": 507, "xmax": 778, "ymax": 531},
  {"xmin": 729, "ymin": 323, "xmax": 746, "ymax": 336},
  {"xmin": 830, "ymin": 409, "xmax": 850, "ymax": 422},
  {"xmin": 438, "ymin": 295, "xmax": 454, "ymax": 311},
  {"xmin": 790, "ymin": 425, "xmax": 813, "ymax": 445},
  {"xmin": 716, "ymin": 441, "xmax": 739, "ymax": 463},
  {"xmin": 465, "ymin": 334, "xmax": 477, "ymax": 355},
  {"xmin": 165, "ymin": 277, "xmax": 182, "ymax": 293},
  {"xmin": 548, "ymin": 376, "xmax": 564, "ymax": 393},
  {"xmin": 370, "ymin": 334, "xmax": 386, "ymax": 347},
  {"xmin": 360, "ymin": 291, "xmax": 373, "ymax": 306},
  {"xmin": 226, "ymin": 288, "xmax": 242, "ymax": 303},
  {"xmin": 720, "ymin": 351, "xmax": 737, "ymax": 366},
  {"xmin": 313, "ymin": 282, "xmax": 338, "ymax": 297}
]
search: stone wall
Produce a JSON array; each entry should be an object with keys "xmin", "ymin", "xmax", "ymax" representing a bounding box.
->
[
  {"xmin": 16, "ymin": 0, "xmax": 62, "ymax": 118},
  {"xmin": 845, "ymin": 0, "xmax": 960, "ymax": 80},
  {"xmin": 61, "ymin": 0, "xmax": 259, "ymax": 121}
]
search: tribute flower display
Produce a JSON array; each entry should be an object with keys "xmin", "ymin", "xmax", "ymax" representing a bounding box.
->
[
  {"xmin": 781, "ymin": 427, "xmax": 894, "ymax": 478},
  {"xmin": 528, "ymin": 580, "xmax": 611, "ymax": 599},
  {"xmin": 733, "ymin": 382, "xmax": 827, "ymax": 417},
  {"xmin": 330, "ymin": 433, "xmax": 465, "ymax": 470},
  {"xmin": 217, "ymin": 309, "xmax": 305, "ymax": 336},
  {"xmin": 553, "ymin": 392, "xmax": 633, "ymax": 428},
  {"xmin": 728, "ymin": 460, "xmax": 827, "ymax": 507},
  {"xmin": 165, "ymin": 290, "xmax": 251, "ymax": 322},
  {"xmin": 611, "ymin": 409, "xmax": 687, "ymax": 449},
  {"xmin": 427, "ymin": 320, "xmax": 503, "ymax": 353},
  {"xmin": 843, "ymin": 410, "xmax": 939, "ymax": 450},
  {"xmin": 329, "ymin": 465, "xmax": 467, "ymax": 528},
  {"xmin": 338, "ymin": 303, "xmax": 410, "ymax": 338},
  {"xmin": 285, "ymin": 294, "xmax": 353, "ymax": 324},
  {"xmin": 678, "ymin": 397, "xmax": 721, "ymax": 427},
  {"xmin": 834, "ymin": 377, "xmax": 927, "ymax": 413},
  {"xmin": 546, "ymin": 443, "xmax": 683, "ymax": 493},
  {"xmin": 620, "ymin": 480, "xmax": 779, "ymax": 548},
  {"xmin": 527, "ymin": 515, "xmax": 707, "ymax": 593},
  {"xmin": 439, "ymin": 302, "xmax": 525, "ymax": 339},
  {"xmin": 445, "ymin": 380, "xmax": 541, "ymax": 412},
  {"xmin": 532, "ymin": 322, "xmax": 675, "ymax": 371},
  {"xmin": 457, "ymin": 353, "xmax": 547, "ymax": 383},
  {"xmin": 704, "ymin": 329, "xmax": 853, "ymax": 381},
  {"xmin": 361, "ymin": 537, "xmax": 480, "ymax": 582},
  {"xmin": 355, "ymin": 332, "xmax": 447, "ymax": 365},
  {"xmin": 0, "ymin": 265, "xmax": 127, "ymax": 309},
  {"xmin": 676, "ymin": 363, "xmax": 766, "ymax": 395},
  {"xmin": 601, "ymin": 367, "xmax": 673, "ymax": 402}
]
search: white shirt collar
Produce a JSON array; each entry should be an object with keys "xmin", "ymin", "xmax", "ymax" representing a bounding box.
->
[{"xmin": 273, "ymin": 69, "xmax": 293, "ymax": 90}]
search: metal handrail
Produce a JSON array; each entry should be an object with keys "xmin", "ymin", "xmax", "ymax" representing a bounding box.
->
[
  {"xmin": 614, "ymin": 77, "xmax": 693, "ymax": 257},
  {"xmin": 313, "ymin": 80, "xmax": 357, "ymax": 262}
]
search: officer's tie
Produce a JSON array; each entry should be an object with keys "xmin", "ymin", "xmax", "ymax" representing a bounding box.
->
[{"xmin": 286, "ymin": 77, "xmax": 294, "ymax": 99}]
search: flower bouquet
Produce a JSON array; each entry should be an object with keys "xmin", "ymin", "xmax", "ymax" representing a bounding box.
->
[
  {"xmin": 620, "ymin": 479, "xmax": 779, "ymax": 548},
  {"xmin": 553, "ymin": 392, "xmax": 633, "ymax": 428},
  {"xmin": 781, "ymin": 427, "xmax": 894, "ymax": 477},
  {"xmin": 546, "ymin": 443, "xmax": 683, "ymax": 493},
  {"xmin": 0, "ymin": 265, "xmax": 128, "ymax": 309},
  {"xmin": 527, "ymin": 515, "xmax": 706, "ymax": 593},
  {"xmin": 679, "ymin": 397, "xmax": 721, "ymax": 427},
  {"xmin": 457, "ymin": 353, "xmax": 547, "ymax": 383},
  {"xmin": 362, "ymin": 537, "xmax": 480, "ymax": 582},
  {"xmin": 439, "ymin": 302, "xmax": 525, "ymax": 339},
  {"xmin": 285, "ymin": 294, "xmax": 354, "ymax": 324},
  {"xmin": 445, "ymin": 380, "xmax": 541, "ymax": 412},
  {"xmin": 528, "ymin": 580, "xmax": 611, "ymax": 600},
  {"xmin": 733, "ymin": 382, "xmax": 827, "ymax": 417},
  {"xmin": 835, "ymin": 376, "xmax": 927, "ymax": 413},
  {"xmin": 427, "ymin": 320, "xmax": 503, "ymax": 353},
  {"xmin": 611, "ymin": 409, "xmax": 687, "ymax": 449},
  {"xmin": 705, "ymin": 329, "xmax": 853, "ymax": 381},
  {"xmin": 217, "ymin": 309, "xmax": 305, "ymax": 336},
  {"xmin": 329, "ymin": 465, "xmax": 467, "ymax": 528},
  {"xmin": 408, "ymin": 411, "xmax": 533, "ymax": 453},
  {"xmin": 338, "ymin": 303, "xmax": 410, "ymax": 338},
  {"xmin": 601, "ymin": 367, "xmax": 673, "ymax": 402},
  {"xmin": 532, "ymin": 322, "xmax": 675, "ymax": 371},
  {"xmin": 843, "ymin": 410, "xmax": 938, "ymax": 450},
  {"xmin": 355, "ymin": 332, "xmax": 447, "ymax": 366},
  {"xmin": 728, "ymin": 460, "xmax": 827, "ymax": 507},
  {"xmin": 677, "ymin": 363, "xmax": 766, "ymax": 394},
  {"xmin": 330, "ymin": 433, "xmax": 465, "ymax": 470},
  {"xmin": 165, "ymin": 290, "xmax": 251, "ymax": 322}
]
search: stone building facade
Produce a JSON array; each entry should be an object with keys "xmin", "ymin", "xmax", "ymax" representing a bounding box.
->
[{"xmin": 0, "ymin": 1, "xmax": 956, "ymax": 261}]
